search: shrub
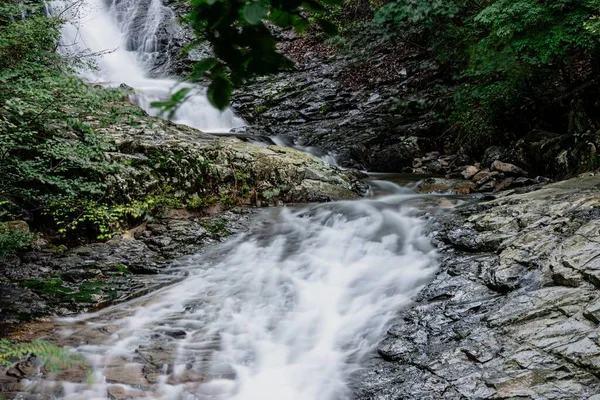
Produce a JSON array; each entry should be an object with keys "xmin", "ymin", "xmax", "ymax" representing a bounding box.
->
[
  {"xmin": 374, "ymin": 0, "xmax": 600, "ymax": 145},
  {"xmin": 0, "ymin": 1, "xmax": 132, "ymax": 242},
  {"xmin": 0, "ymin": 230, "xmax": 34, "ymax": 258}
]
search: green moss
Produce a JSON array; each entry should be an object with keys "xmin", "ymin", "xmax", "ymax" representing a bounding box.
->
[
  {"xmin": 19, "ymin": 278, "xmax": 108, "ymax": 303},
  {"xmin": 255, "ymin": 105, "xmax": 268, "ymax": 113},
  {"xmin": 113, "ymin": 263, "xmax": 131, "ymax": 274},
  {"xmin": 203, "ymin": 219, "xmax": 231, "ymax": 239}
]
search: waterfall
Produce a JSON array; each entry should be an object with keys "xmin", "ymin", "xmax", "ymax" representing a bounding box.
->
[{"xmin": 46, "ymin": 0, "xmax": 245, "ymax": 132}]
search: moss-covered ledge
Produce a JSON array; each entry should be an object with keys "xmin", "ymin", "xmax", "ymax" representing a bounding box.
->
[{"xmin": 99, "ymin": 109, "xmax": 357, "ymax": 209}]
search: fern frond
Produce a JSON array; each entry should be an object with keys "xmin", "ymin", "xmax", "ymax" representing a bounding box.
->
[{"xmin": 0, "ymin": 339, "xmax": 87, "ymax": 372}]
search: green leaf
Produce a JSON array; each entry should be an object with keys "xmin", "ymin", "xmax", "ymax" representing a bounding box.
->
[
  {"xmin": 269, "ymin": 9, "xmax": 292, "ymax": 27},
  {"xmin": 189, "ymin": 58, "xmax": 219, "ymax": 81},
  {"xmin": 243, "ymin": 2, "xmax": 268, "ymax": 25},
  {"xmin": 207, "ymin": 75, "xmax": 233, "ymax": 110}
]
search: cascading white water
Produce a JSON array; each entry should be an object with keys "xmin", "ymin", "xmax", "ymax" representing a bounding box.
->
[
  {"xmin": 24, "ymin": 183, "xmax": 439, "ymax": 400},
  {"xmin": 46, "ymin": 0, "xmax": 245, "ymax": 132}
]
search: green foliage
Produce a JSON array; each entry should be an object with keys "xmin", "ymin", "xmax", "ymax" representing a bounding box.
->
[
  {"xmin": 0, "ymin": 339, "xmax": 87, "ymax": 373},
  {"xmin": 0, "ymin": 230, "xmax": 34, "ymax": 258},
  {"xmin": 113, "ymin": 263, "xmax": 131, "ymax": 274},
  {"xmin": 0, "ymin": 1, "xmax": 157, "ymax": 242},
  {"xmin": 50, "ymin": 193, "xmax": 183, "ymax": 240},
  {"xmin": 203, "ymin": 219, "xmax": 231, "ymax": 239},
  {"xmin": 178, "ymin": 0, "xmax": 343, "ymax": 109},
  {"xmin": 375, "ymin": 0, "xmax": 600, "ymax": 142}
]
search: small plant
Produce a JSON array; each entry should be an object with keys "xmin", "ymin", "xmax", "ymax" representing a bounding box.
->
[
  {"xmin": 203, "ymin": 219, "xmax": 231, "ymax": 239},
  {"xmin": 0, "ymin": 340, "xmax": 87, "ymax": 373},
  {"xmin": 0, "ymin": 227, "xmax": 34, "ymax": 258},
  {"xmin": 113, "ymin": 263, "xmax": 131, "ymax": 274}
]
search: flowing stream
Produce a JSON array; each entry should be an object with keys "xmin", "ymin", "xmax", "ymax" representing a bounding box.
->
[
  {"xmin": 47, "ymin": 0, "xmax": 342, "ymax": 161},
  {"xmin": 31, "ymin": 2, "xmax": 442, "ymax": 399},
  {"xmin": 23, "ymin": 181, "xmax": 439, "ymax": 399},
  {"xmin": 47, "ymin": 0, "xmax": 245, "ymax": 132}
]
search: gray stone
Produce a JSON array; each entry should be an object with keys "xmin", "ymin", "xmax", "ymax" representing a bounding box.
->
[
  {"xmin": 482, "ymin": 146, "xmax": 508, "ymax": 168},
  {"xmin": 356, "ymin": 175, "xmax": 600, "ymax": 400},
  {"xmin": 491, "ymin": 160, "xmax": 528, "ymax": 177},
  {"xmin": 461, "ymin": 166, "xmax": 480, "ymax": 180}
]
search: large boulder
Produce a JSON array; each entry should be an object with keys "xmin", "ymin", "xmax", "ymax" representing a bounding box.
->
[
  {"xmin": 511, "ymin": 130, "xmax": 600, "ymax": 179},
  {"xmin": 98, "ymin": 111, "xmax": 357, "ymax": 207},
  {"xmin": 231, "ymin": 34, "xmax": 443, "ymax": 172}
]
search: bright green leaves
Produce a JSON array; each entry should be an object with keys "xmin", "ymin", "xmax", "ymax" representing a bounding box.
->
[
  {"xmin": 151, "ymin": 87, "xmax": 191, "ymax": 119},
  {"xmin": 473, "ymin": 0, "xmax": 600, "ymax": 65},
  {"xmin": 0, "ymin": 1, "xmax": 132, "ymax": 244},
  {"xmin": 0, "ymin": 340, "xmax": 88, "ymax": 372},
  {"xmin": 182, "ymin": 0, "xmax": 341, "ymax": 109},
  {"xmin": 374, "ymin": 0, "xmax": 462, "ymax": 27}
]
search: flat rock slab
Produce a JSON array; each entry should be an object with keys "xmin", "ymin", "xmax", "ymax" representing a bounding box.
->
[{"xmin": 355, "ymin": 174, "xmax": 600, "ymax": 399}]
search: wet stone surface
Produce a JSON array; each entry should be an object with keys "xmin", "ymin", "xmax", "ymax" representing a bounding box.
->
[
  {"xmin": 0, "ymin": 208, "xmax": 258, "ymax": 328},
  {"xmin": 355, "ymin": 174, "xmax": 600, "ymax": 399}
]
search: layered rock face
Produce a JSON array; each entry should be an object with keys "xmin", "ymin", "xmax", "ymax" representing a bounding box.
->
[
  {"xmin": 356, "ymin": 175, "xmax": 600, "ymax": 399},
  {"xmin": 99, "ymin": 113, "xmax": 357, "ymax": 207},
  {"xmin": 231, "ymin": 37, "xmax": 442, "ymax": 172}
]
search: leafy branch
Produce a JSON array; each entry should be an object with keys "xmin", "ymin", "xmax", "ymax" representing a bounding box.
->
[{"xmin": 182, "ymin": 0, "xmax": 342, "ymax": 110}]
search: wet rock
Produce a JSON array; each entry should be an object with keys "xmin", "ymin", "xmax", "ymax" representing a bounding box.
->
[
  {"xmin": 491, "ymin": 160, "xmax": 528, "ymax": 177},
  {"xmin": 0, "ymin": 285, "xmax": 47, "ymax": 323},
  {"xmin": 0, "ymin": 220, "xmax": 30, "ymax": 234},
  {"xmin": 104, "ymin": 364, "xmax": 149, "ymax": 387},
  {"xmin": 477, "ymin": 180, "xmax": 496, "ymax": 192},
  {"xmin": 510, "ymin": 130, "xmax": 600, "ymax": 179},
  {"xmin": 482, "ymin": 146, "xmax": 508, "ymax": 168},
  {"xmin": 162, "ymin": 329, "xmax": 187, "ymax": 339},
  {"xmin": 471, "ymin": 169, "xmax": 491, "ymax": 182},
  {"xmin": 103, "ymin": 115, "xmax": 357, "ymax": 206},
  {"xmin": 107, "ymin": 385, "xmax": 147, "ymax": 400},
  {"xmin": 6, "ymin": 357, "xmax": 38, "ymax": 380},
  {"xmin": 493, "ymin": 177, "xmax": 515, "ymax": 192},
  {"xmin": 0, "ymin": 208, "xmax": 262, "ymax": 326},
  {"xmin": 583, "ymin": 299, "xmax": 600, "ymax": 324},
  {"xmin": 231, "ymin": 34, "xmax": 442, "ymax": 172},
  {"xmin": 356, "ymin": 174, "xmax": 600, "ymax": 399},
  {"xmin": 416, "ymin": 178, "xmax": 475, "ymax": 194}
]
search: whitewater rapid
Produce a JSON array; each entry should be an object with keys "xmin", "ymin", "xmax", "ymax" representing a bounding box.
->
[
  {"xmin": 47, "ymin": 0, "xmax": 244, "ymax": 132},
  {"xmin": 33, "ymin": 2, "xmax": 441, "ymax": 398},
  {"xmin": 19, "ymin": 181, "xmax": 439, "ymax": 399}
]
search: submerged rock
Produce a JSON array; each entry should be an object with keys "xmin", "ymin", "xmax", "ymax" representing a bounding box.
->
[{"xmin": 355, "ymin": 174, "xmax": 600, "ymax": 399}]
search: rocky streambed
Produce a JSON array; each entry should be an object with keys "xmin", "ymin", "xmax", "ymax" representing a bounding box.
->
[
  {"xmin": 4, "ymin": 171, "xmax": 600, "ymax": 399},
  {"xmin": 0, "ymin": 105, "xmax": 359, "ymax": 332}
]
